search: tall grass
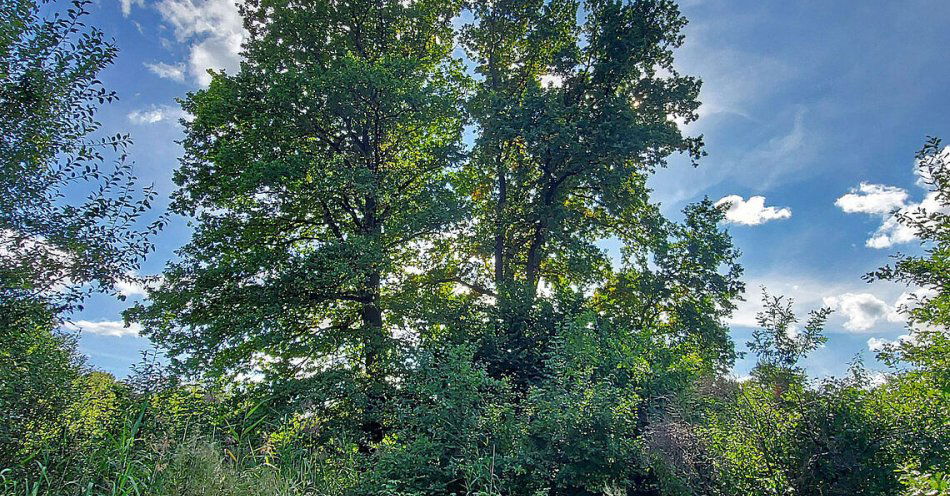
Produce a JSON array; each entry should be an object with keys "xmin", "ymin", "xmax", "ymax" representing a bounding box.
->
[{"xmin": 0, "ymin": 397, "xmax": 357, "ymax": 496}]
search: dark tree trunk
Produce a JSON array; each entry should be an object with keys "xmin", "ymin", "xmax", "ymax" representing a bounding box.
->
[
  {"xmin": 359, "ymin": 194, "xmax": 386, "ymax": 450},
  {"xmin": 494, "ymin": 157, "xmax": 507, "ymax": 287}
]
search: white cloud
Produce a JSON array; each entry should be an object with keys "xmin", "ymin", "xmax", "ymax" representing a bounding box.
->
[
  {"xmin": 866, "ymin": 336, "xmax": 889, "ymax": 352},
  {"xmin": 833, "ymin": 182, "xmax": 921, "ymax": 249},
  {"xmin": 822, "ymin": 292, "xmax": 903, "ymax": 332},
  {"xmin": 64, "ymin": 320, "xmax": 142, "ymax": 337},
  {"xmin": 116, "ymin": 280, "xmax": 147, "ymax": 297},
  {"xmin": 836, "ymin": 184, "xmax": 945, "ymax": 249},
  {"xmin": 156, "ymin": 0, "xmax": 246, "ymax": 86},
  {"xmin": 119, "ymin": 0, "xmax": 144, "ymax": 16},
  {"xmin": 0, "ymin": 229, "xmax": 75, "ymax": 292},
  {"xmin": 127, "ymin": 105, "xmax": 189, "ymax": 125},
  {"xmin": 716, "ymin": 195, "xmax": 791, "ymax": 225},
  {"xmin": 189, "ymin": 33, "xmax": 244, "ymax": 86},
  {"xmin": 867, "ymin": 370, "xmax": 888, "ymax": 388},
  {"xmin": 893, "ymin": 287, "xmax": 938, "ymax": 315},
  {"xmin": 116, "ymin": 272, "xmax": 148, "ymax": 298},
  {"xmin": 867, "ymin": 333, "xmax": 914, "ymax": 352},
  {"xmin": 128, "ymin": 108, "xmax": 165, "ymax": 125},
  {"xmin": 115, "ymin": 272, "xmax": 164, "ymax": 299},
  {"xmin": 144, "ymin": 62, "xmax": 186, "ymax": 82},
  {"xmin": 728, "ymin": 275, "xmax": 926, "ymax": 335},
  {"xmin": 837, "ymin": 147, "xmax": 950, "ymax": 249},
  {"xmin": 834, "ymin": 183, "xmax": 908, "ymax": 215},
  {"xmin": 726, "ymin": 303, "xmax": 759, "ymax": 329},
  {"xmin": 1, "ymin": 229, "xmax": 60, "ymax": 261},
  {"xmin": 865, "ymin": 191, "xmax": 944, "ymax": 249}
]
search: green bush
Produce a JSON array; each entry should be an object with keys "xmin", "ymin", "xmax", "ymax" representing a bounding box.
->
[{"xmin": 0, "ymin": 299, "xmax": 84, "ymax": 467}]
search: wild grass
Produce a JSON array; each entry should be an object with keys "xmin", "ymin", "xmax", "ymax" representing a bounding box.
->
[{"xmin": 0, "ymin": 397, "xmax": 358, "ymax": 496}]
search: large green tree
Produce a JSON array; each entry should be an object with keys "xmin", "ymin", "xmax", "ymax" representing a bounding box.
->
[
  {"xmin": 131, "ymin": 0, "xmax": 745, "ymax": 478},
  {"xmin": 129, "ymin": 0, "xmax": 467, "ymax": 445},
  {"xmin": 448, "ymin": 0, "xmax": 709, "ymax": 383}
]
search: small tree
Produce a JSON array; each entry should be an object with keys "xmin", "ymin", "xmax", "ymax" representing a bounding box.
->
[{"xmin": 747, "ymin": 290, "xmax": 830, "ymax": 389}]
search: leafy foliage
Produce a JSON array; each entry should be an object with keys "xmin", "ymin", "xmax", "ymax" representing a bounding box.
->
[
  {"xmin": 868, "ymin": 137, "xmax": 950, "ymax": 385},
  {"xmin": 0, "ymin": 299, "xmax": 83, "ymax": 465},
  {"xmin": 2, "ymin": 0, "xmax": 948, "ymax": 495},
  {"xmin": 454, "ymin": 0, "xmax": 708, "ymax": 383},
  {"xmin": 746, "ymin": 290, "xmax": 830, "ymax": 387},
  {"xmin": 0, "ymin": 0, "xmax": 163, "ymax": 312},
  {"xmin": 127, "ymin": 0, "xmax": 469, "ymax": 450}
]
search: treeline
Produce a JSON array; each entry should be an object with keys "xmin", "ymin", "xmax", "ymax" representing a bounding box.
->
[{"xmin": 1, "ymin": 0, "xmax": 947, "ymax": 494}]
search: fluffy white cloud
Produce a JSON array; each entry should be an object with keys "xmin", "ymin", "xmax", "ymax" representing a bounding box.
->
[
  {"xmin": 116, "ymin": 273, "xmax": 148, "ymax": 298},
  {"xmin": 115, "ymin": 271, "xmax": 164, "ymax": 299},
  {"xmin": 716, "ymin": 195, "xmax": 791, "ymax": 225},
  {"xmin": 144, "ymin": 61, "xmax": 186, "ymax": 82},
  {"xmin": 128, "ymin": 108, "xmax": 165, "ymax": 125},
  {"xmin": 834, "ymin": 182, "xmax": 908, "ymax": 215},
  {"xmin": 865, "ymin": 192, "xmax": 943, "ymax": 249},
  {"xmin": 835, "ymin": 182, "xmax": 925, "ymax": 249},
  {"xmin": 127, "ymin": 105, "xmax": 189, "ymax": 125},
  {"xmin": 727, "ymin": 274, "xmax": 936, "ymax": 336},
  {"xmin": 119, "ymin": 0, "xmax": 144, "ymax": 16},
  {"xmin": 116, "ymin": 279, "xmax": 147, "ymax": 297},
  {"xmin": 894, "ymin": 287, "xmax": 938, "ymax": 314},
  {"xmin": 822, "ymin": 292, "xmax": 903, "ymax": 332},
  {"xmin": 866, "ymin": 336, "xmax": 890, "ymax": 352},
  {"xmin": 867, "ymin": 334, "xmax": 914, "ymax": 352},
  {"xmin": 64, "ymin": 320, "xmax": 142, "ymax": 337},
  {"xmin": 156, "ymin": 0, "xmax": 245, "ymax": 86},
  {"xmin": 837, "ymin": 148, "xmax": 950, "ymax": 249}
]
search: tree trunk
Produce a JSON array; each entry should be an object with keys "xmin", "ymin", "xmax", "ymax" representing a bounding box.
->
[
  {"xmin": 494, "ymin": 151, "xmax": 507, "ymax": 287},
  {"xmin": 359, "ymin": 194, "xmax": 386, "ymax": 449}
]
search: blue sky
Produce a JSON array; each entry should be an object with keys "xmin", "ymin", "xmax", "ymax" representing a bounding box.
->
[{"xmin": 68, "ymin": 0, "xmax": 950, "ymax": 379}]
